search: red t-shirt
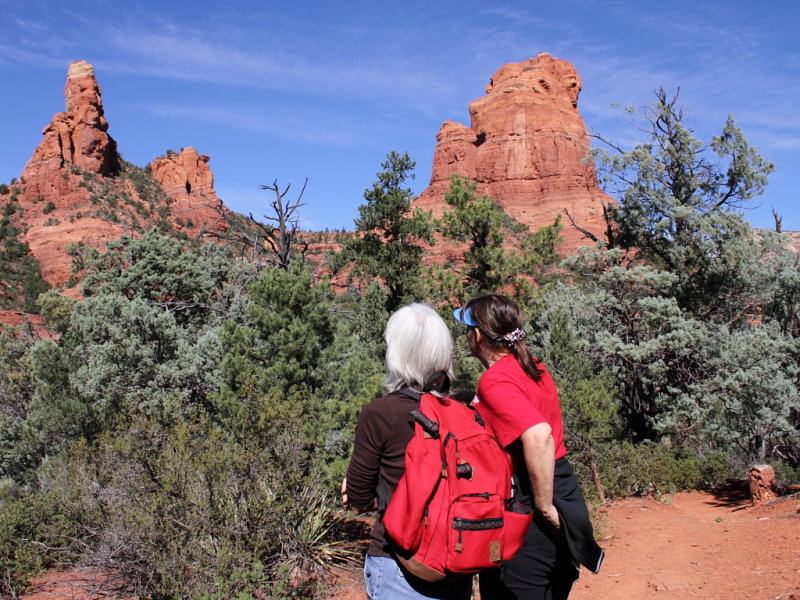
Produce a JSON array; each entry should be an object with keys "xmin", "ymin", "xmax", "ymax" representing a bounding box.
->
[{"xmin": 475, "ymin": 354, "xmax": 567, "ymax": 460}]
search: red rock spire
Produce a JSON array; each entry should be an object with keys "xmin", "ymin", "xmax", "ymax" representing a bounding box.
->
[{"xmin": 23, "ymin": 60, "xmax": 120, "ymax": 179}]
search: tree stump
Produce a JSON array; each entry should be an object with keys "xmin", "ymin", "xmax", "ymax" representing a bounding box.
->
[{"xmin": 749, "ymin": 464, "xmax": 779, "ymax": 505}]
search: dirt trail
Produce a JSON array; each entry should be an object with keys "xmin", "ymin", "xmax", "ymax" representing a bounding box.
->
[
  {"xmin": 22, "ymin": 490, "xmax": 800, "ymax": 600},
  {"xmin": 571, "ymin": 490, "xmax": 800, "ymax": 600},
  {"xmin": 326, "ymin": 489, "xmax": 800, "ymax": 600}
]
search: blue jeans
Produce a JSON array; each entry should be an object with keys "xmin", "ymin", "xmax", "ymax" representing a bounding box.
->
[{"xmin": 364, "ymin": 555, "xmax": 472, "ymax": 600}]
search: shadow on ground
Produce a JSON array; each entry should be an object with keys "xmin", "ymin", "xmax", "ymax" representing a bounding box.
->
[{"xmin": 704, "ymin": 481, "xmax": 751, "ymax": 511}]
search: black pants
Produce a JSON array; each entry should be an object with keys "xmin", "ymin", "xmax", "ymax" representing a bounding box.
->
[{"xmin": 479, "ymin": 513, "xmax": 578, "ymax": 600}]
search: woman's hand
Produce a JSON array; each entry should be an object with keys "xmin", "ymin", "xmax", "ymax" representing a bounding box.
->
[
  {"xmin": 538, "ymin": 503, "xmax": 561, "ymax": 531},
  {"xmin": 341, "ymin": 477, "xmax": 378, "ymax": 514},
  {"xmin": 341, "ymin": 477, "xmax": 349, "ymax": 509}
]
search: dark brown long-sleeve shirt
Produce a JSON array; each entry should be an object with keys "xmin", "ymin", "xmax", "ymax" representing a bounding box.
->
[{"xmin": 346, "ymin": 391, "xmax": 416, "ymax": 558}]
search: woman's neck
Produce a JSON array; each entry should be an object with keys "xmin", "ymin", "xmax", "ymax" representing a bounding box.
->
[{"xmin": 481, "ymin": 349, "xmax": 509, "ymax": 368}]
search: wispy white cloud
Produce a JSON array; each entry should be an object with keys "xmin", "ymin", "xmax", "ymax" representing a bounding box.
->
[
  {"xmin": 3, "ymin": 7, "xmax": 464, "ymax": 118},
  {"xmin": 142, "ymin": 103, "xmax": 370, "ymax": 147},
  {"xmin": 0, "ymin": 44, "xmax": 72, "ymax": 69}
]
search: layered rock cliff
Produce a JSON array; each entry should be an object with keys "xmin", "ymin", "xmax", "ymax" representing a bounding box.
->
[
  {"xmin": 149, "ymin": 147, "xmax": 225, "ymax": 235},
  {"xmin": 415, "ymin": 53, "xmax": 612, "ymax": 252},
  {"xmin": 11, "ymin": 61, "xmax": 226, "ymax": 287}
]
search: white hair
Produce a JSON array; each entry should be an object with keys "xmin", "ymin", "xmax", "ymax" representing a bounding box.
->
[{"xmin": 383, "ymin": 303, "xmax": 454, "ymax": 395}]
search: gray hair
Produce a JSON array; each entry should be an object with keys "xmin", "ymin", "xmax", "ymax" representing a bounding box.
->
[{"xmin": 383, "ymin": 303, "xmax": 454, "ymax": 395}]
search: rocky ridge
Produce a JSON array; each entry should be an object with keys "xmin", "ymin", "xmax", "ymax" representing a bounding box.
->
[
  {"xmin": 415, "ymin": 53, "xmax": 612, "ymax": 252},
  {"xmin": 9, "ymin": 61, "xmax": 226, "ymax": 287}
]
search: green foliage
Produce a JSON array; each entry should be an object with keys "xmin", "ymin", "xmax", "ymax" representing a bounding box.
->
[
  {"xmin": 21, "ymin": 339, "xmax": 94, "ymax": 476},
  {"xmin": 218, "ymin": 260, "xmax": 334, "ymax": 404},
  {"xmin": 774, "ymin": 461, "xmax": 800, "ymax": 486},
  {"xmin": 36, "ymin": 410, "xmax": 349, "ymax": 599},
  {"xmin": 337, "ymin": 151, "xmax": 435, "ymax": 312},
  {"xmin": 42, "ymin": 201, "xmax": 56, "ymax": 214},
  {"xmin": 2, "ymin": 235, "xmax": 247, "ymax": 484},
  {"xmin": 0, "ymin": 487, "xmax": 79, "ymax": 597},
  {"xmin": 80, "ymin": 230, "xmax": 253, "ymax": 330},
  {"xmin": 540, "ymin": 90, "xmax": 800, "ymax": 472},
  {"xmin": 0, "ymin": 329, "xmax": 38, "ymax": 480},
  {"xmin": 538, "ymin": 257, "xmax": 799, "ymax": 464},
  {"xmin": 538, "ymin": 309, "xmax": 621, "ymax": 501},
  {"xmin": 597, "ymin": 441, "xmax": 732, "ymax": 498},
  {"xmin": 594, "ymin": 89, "xmax": 774, "ymax": 317},
  {"xmin": 433, "ymin": 174, "xmax": 560, "ymax": 302},
  {"xmin": 67, "ymin": 294, "xmax": 223, "ymax": 421},
  {"xmin": 0, "ymin": 204, "xmax": 50, "ymax": 312},
  {"xmin": 36, "ymin": 290, "xmax": 77, "ymax": 335},
  {"xmin": 313, "ymin": 283, "xmax": 387, "ymax": 485}
]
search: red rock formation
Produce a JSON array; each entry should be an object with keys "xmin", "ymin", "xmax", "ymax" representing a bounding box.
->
[
  {"xmin": 749, "ymin": 465, "xmax": 780, "ymax": 505},
  {"xmin": 415, "ymin": 53, "xmax": 612, "ymax": 253},
  {"xmin": 149, "ymin": 148, "xmax": 227, "ymax": 236},
  {"xmin": 14, "ymin": 62, "xmax": 128, "ymax": 285},
  {"xmin": 10, "ymin": 61, "xmax": 226, "ymax": 289},
  {"xmin": 0, "ymin": 310, "xmax": 51, "ymax": 338},
  {"xmin": 23, "ymin": 61, "xmax": 119, "ymax": 178}
]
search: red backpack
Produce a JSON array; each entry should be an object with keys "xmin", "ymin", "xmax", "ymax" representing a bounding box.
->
[{"xmin": 382, "ymin": 391, "xmax": 533, "ymax": 582}]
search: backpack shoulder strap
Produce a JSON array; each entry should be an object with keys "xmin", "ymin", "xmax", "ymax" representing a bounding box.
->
[{"xmin": 397, "ymin": 387, "xmax": 422, "ymax": 401}]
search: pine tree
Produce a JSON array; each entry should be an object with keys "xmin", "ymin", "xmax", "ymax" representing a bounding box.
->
[
  {"xmin": 337, "ymin": 151, "xmax": 434, "ymax": 312},
  {"xmin": 435, "ymin": 174, "xmax": 560, "ymax": 300}
]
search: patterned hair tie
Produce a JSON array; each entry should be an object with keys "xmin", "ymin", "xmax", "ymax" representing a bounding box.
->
[{"xmin": 502, "ymin": 328, "xmax": 526, "ymax": 343}]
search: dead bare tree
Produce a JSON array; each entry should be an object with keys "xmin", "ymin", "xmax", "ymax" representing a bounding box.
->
[
  {"xmin": 562, "ymin": 203, "xmax": 618, "ymax": 248},
  {"xmin": 772, "ymin": 207, "xmax": 783, "ymax": 233},
  {"xmin": 257, "ymin": 178, "xmax": 309, "ymax": 270},
  {"xmin": 203, "ymin": 179, "xmax": 310, "ymax": 269}
]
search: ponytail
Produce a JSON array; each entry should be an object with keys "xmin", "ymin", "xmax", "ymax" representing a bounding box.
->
[{"xmin": 507, "ymin": 339, "xmax": 543, "ymax": 382}]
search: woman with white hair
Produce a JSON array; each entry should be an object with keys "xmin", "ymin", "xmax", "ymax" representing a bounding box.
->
[{"xmin": 343, "ymin": 303, "xmax": 471, "ymax": 600}]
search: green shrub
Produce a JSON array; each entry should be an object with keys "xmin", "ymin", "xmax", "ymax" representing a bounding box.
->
[
  {"xmin": 0, "ymin": 487, "xmax": 79, "ymax": 596},
  {"xmin": 49, "ymin": 410, "xmax": 352, "ymax": 599},
  {"xmin": 775, "ymin": 461, "xmax": 800, "ymax": 487},
  {"xmin": 42, "ymin": 201, "xmax": 56, "ymax": 214},
  {"xmin": 597, "ymin": 441, "xmax": 734, "ymax": 498}
]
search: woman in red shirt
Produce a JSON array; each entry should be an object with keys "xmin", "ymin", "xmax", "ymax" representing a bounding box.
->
[{"xmin": 454, "ymin": 293, "xmax": 603, "ymax": 600}]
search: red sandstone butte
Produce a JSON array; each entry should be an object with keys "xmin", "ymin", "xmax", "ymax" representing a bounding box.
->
[
  {"xmin": 415, "ymin": 53, "xmax": 612, "ymax": 253},
  {"xmin": 149, "ymin": 147, "xmax": 227, "ymax": 237}
]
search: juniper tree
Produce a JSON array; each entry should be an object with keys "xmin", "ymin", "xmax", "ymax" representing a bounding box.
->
[
  {"xmin": 214, "ymin": 260, "xmax": 335, "ymax": 445},
  {"xmin": 558, "ymin": 89, "xmax": 800, "ymax": 467},
  {"xmin": 593, "ymin": 89, "xmax": 774, "ymax": 319}
]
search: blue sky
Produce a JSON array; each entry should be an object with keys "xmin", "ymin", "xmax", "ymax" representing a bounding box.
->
[{"xmin": 1, "ymin": 0, "xmax": 798, "ymax": 232}]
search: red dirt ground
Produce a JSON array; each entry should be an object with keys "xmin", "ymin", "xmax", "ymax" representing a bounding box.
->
[
  {"xmin": 21, "ymin": 490, "xmax": 800, "ymax": 600},
  {"xmin": 325, "ymin": 489, "xmax": 800, "ymax": 600}
]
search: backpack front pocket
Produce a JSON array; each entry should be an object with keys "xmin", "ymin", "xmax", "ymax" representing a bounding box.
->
[{"xmin": 447, "ymin": 493, "xmax": 505, "ymax": 572}]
